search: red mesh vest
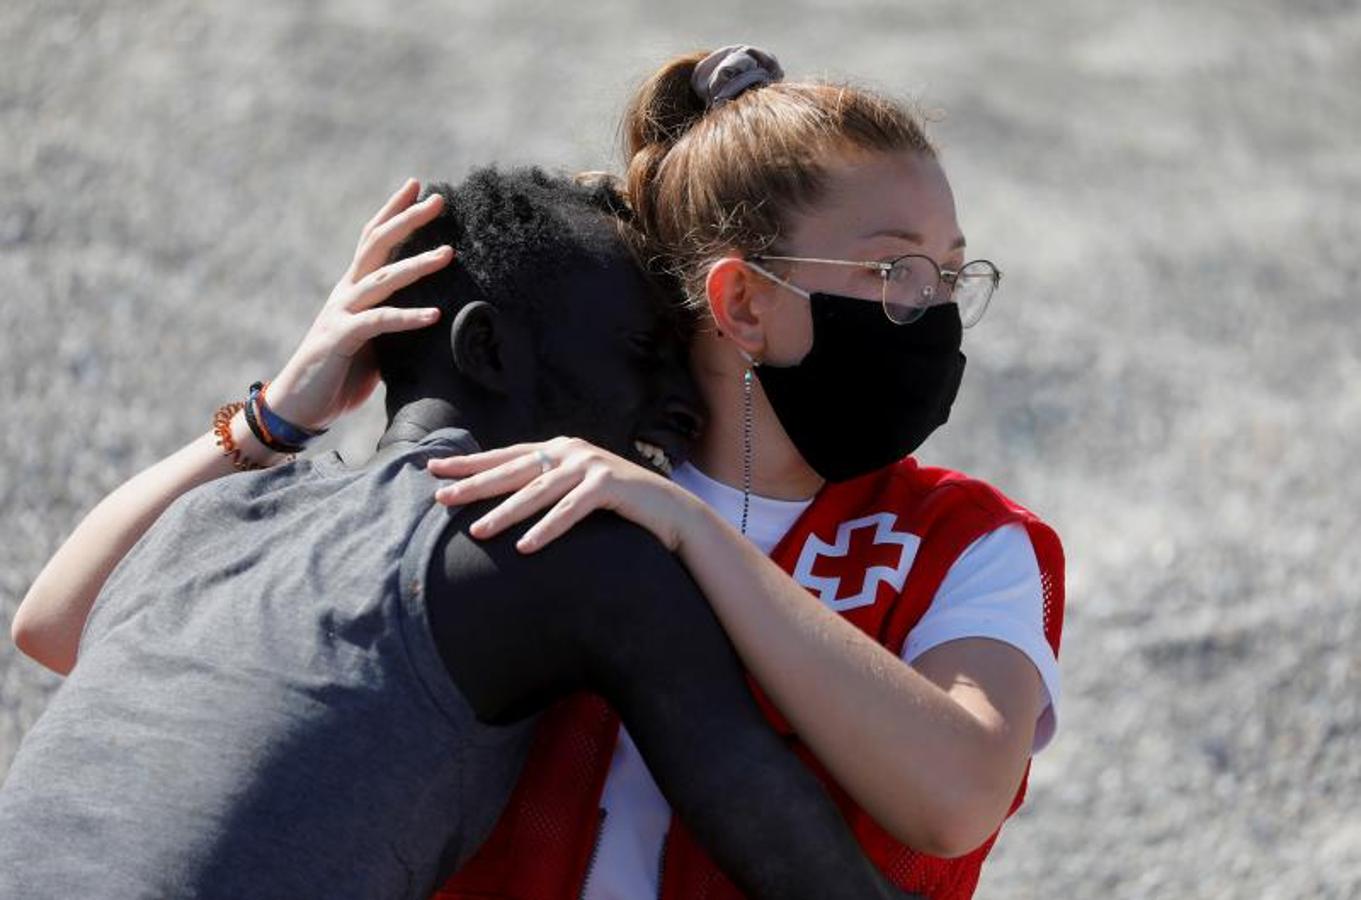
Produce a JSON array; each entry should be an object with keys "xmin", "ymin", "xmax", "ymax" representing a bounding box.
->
[{"xmin": 434, "ymin": 458, "xmax": 1065, "ymax": 900}]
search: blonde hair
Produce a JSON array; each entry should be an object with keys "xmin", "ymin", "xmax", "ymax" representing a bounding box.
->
[{"xmin": 621, "ymin": 50, "xmax": 936, "ymax": 308}]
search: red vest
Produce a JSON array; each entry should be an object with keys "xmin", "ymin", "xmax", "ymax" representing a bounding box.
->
[{"xmin": 434, "ymin": 458, "xmax": 1065, "ymax": 900}]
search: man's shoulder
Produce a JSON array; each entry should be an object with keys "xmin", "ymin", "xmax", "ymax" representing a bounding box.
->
[
  {"xmin": 358, "ymin": 427, "xmax": 480, "ymax": 477},
  {"xmin": 432, "ymin": 507, "xmax": 668, "ymax": 600}
]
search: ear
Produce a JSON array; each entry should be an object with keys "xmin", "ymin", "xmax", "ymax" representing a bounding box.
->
[
  {"xmin": 450, "ymin": 301, "xmax": 508, "ymax": 394},
  {"xmin": 704, "ymin": 256, "xmax": 772, "ymax": 359}
]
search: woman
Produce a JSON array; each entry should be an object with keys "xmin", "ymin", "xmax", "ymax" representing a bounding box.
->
[
  {"xmin": 15, "ymin": 46, "xmax": 1063, "ymax": 900},
  {"xmin": 430, "ymin": 47, "xmax": 1063, "ymax": 900}
]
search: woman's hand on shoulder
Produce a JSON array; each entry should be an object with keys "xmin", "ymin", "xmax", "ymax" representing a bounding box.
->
[
  {"xmin": 429, "ymin": 438, "xmax": 702, "ymax": 554},
  {"xmin": 264, "ymin": 178, "xmax": 454, "ymax": 432}
]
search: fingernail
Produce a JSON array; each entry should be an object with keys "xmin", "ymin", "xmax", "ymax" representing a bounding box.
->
[
  {"xmin": 517, "ymin": 536, "xmax": 537, "ymax": 553},
  {"xmin": 422, "ymin": 308, "xmax": 440, "ymax": 320}
]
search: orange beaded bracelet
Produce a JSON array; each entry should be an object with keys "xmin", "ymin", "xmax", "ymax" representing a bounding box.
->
[{"xmin": 212, "ymin": 400, "xmax": 268, "ymax": 471}]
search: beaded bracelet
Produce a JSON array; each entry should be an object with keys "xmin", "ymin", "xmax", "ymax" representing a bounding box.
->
[{"xmin": 212, "ymin": 401, "xmax": 267, "ymax": 471}]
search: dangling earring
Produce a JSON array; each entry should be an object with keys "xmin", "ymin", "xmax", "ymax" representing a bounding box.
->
[{"xmin": 739, "ymin": 351, "xmax": 756, "ymax": 536}]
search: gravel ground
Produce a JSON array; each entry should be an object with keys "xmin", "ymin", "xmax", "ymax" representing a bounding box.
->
[{"xmin": 2, "ymin": 1, "xmax": 1358, "ymax": 897}]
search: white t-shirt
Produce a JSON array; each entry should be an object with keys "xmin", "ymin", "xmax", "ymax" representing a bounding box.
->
[{"xmin": 582, "ymin": 462, "xmax": 1060, "ymax": 900}]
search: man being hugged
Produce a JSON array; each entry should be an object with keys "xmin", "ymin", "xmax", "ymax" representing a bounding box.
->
[{"xmin": 2, "ymin": 169, "xmax": 920, "ymax": 900}]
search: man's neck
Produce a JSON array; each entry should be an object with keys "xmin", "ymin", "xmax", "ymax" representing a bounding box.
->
[{"xmin": 377, "ymin": 397, "xmax": 471, "ymax": 451}]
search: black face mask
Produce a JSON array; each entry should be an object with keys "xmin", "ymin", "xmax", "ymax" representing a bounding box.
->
[{"xmin": 754, "ymin": 295, "xmax": 966, "ymax": 483}]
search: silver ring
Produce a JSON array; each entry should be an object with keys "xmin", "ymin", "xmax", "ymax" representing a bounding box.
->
[{"xmin": 533, "ymin": 449, "xmax": 554, "ymax": 475}]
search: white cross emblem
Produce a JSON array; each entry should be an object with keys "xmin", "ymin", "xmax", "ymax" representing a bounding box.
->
[{"xmin": 791, "ymin": 513, "xmax": 921, "ymax": 612}]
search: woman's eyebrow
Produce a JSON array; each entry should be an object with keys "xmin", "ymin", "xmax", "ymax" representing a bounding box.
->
[{"xmin": 861, "ymin": 228, "xmax": 968, "ymax": 251}]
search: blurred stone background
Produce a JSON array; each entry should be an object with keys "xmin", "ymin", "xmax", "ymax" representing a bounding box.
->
[{"xmin": 2, "ymin": 1, "xmax": 1358, "ymax": 896}]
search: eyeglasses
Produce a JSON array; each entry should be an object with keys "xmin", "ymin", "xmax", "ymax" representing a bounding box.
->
[{"xmin": 747, "ymin": 253, "xmax": 1001, "ymax": 327}]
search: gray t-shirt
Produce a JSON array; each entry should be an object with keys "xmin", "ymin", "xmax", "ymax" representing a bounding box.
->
[{"xmin": 0, "ymin": 427, "xmax": 533, "ymax": 899}]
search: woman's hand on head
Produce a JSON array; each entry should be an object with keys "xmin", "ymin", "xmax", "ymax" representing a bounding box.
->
[
  {"xmin": 429, "ymin": 438, "xmax": 702, "ymax": 554},
  {"xmin": 265, "ymin": 179, "xmax": 455, "ymax": 431}
]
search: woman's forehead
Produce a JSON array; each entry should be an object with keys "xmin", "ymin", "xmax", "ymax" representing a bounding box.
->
[{"xmin": 797, "ymin": 151, "xmax": 962, "ymax": 252}]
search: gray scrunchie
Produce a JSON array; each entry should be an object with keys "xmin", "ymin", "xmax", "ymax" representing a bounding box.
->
[{"xmin": 691, "ymin": 44, "xmax": 785, "ymax": 109}]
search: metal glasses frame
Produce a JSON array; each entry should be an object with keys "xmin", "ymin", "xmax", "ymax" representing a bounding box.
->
[{"xmin": 748, "ymin": 253, "xmax": 1001, "ymax": 326}]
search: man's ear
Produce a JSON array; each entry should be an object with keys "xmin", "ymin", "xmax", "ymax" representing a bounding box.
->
[
  {"xmin": 450, "ymin": 300, "xmax": 507, "ymax": 394},
  {"xmin": 704, "ymin": 257, "xmax": 768, "ymax": 358}
]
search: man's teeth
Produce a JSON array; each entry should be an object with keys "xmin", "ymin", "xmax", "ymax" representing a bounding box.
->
[{"xmin": 633, "ymin": 440, "xmax": 673, "ymax": 475}]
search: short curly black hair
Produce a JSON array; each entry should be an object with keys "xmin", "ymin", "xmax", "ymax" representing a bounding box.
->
[{"xmin": 373, "ymin": 166, "xmax": 655, "ymax": 392}]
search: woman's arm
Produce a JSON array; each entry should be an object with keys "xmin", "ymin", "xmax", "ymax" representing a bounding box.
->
[
  {"xmin": 14, "ymin": 421, "xmax": 278, "ymax": 674},
  {"xmin": 668, "ymin": 499, "xmax": 1046, "ymax": 857},
  {"xmin": 430, "ymin": 438, "xmax": 1047, "ymax": 857},
  {"xmin": 12, "ymin": 179, "xmax": 454, "ymax": 674}
]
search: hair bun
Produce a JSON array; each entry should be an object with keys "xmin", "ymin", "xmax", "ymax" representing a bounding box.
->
[{"xmin": 690, "ymin": 44, "xmax": 784, "ymax": 109}]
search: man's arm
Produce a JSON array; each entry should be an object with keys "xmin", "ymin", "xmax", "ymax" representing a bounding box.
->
[
  {"xmin": 432, "ymin": 438, "xmax": 1047, "ymax": 856},
  {"xmin": 428, "ymin": 510, "xmax": 918, "ymax": 900}
]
